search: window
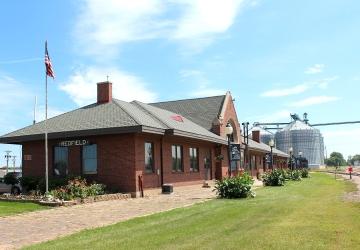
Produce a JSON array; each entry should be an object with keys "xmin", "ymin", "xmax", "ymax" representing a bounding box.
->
[
  {"xmin": 144, "ymin": 142, "xmax": 154, "ymax": 173},
  {"xmin": 171, "ymin": 145, "xmax": 183, "ymax": 172},
  {"xmin": 82, "ymin": 144, "xmax": 97, "ymax": 174},
  {"xmin": 189, "ymin": 147, "xmax": 199, "ymax": 172},
  {"xmin": 54, "ymin": 146, "xmax": 68, "ymax": 177}
]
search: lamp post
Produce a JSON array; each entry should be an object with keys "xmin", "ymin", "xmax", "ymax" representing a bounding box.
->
[
  {"xmin": 269, "ymin": 139, "xmax": 275, "ymax": 169},
  {"xmin": 289, "ymin": 147, "xmax": 293, "ymax": 170},
  {"xmin": 225, "ymin": 123, "xmax": 233, "ymax": 177},
  {"xmin": 241, "ymin": 122, "xmax": 250, "ymax": 171}
]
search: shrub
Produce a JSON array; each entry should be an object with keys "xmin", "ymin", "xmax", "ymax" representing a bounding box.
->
[
  {"xmin": 289, "ymin": 169, "xmax": 302, "ymax": 181},
  {"xmin": 50, "ymin": 177, "xmax": 106, "ymax": 201},
  {"xmin": 50, "ymin": 187, "xmax": 73, "ymax": 201},
  {"xmin": 262, "ymin": 169, "xmax": 285, "ymax": 186},
  {"xmin": 214, "ymin": 172, "xmax": 254, "ymax": 199},
  {"xmin": 4, "ymin": 172, "xmax": 19, "ymax": 186},
  {"xmin": 20, "ymin": 176, "xmax": 41, "ymax": 192},
  {"xmin": 300, "ymin": 168, "xmax": 310, "ymax": 178},
  {"xmin": 87, "ymin": 183, "xmax": 106, "ymax": 196},
  {"xmin": 38, "ymin": 177, "xmax": 69, "ymax": 193}
]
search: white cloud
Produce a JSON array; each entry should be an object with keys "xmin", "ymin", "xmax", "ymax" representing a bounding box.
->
[
  {"xmin": 173, "ymin": 0, "xmax": 244, "ymax": 39},
  {"xmin": 314, "ymin": 76, "xmax": 338, "ymax": 89},
  {"xmin": 261, "ymin": 84, "xmax": 309, "ymax": 97},
  {"xmin": 261, "ymin": 76, "xmax": 339, "ymax": 98},
  {"xmin": 305, "ymin": 64, "xmax": 325, "ymax": 74},
  {"xmin": 60, "ymin": 67, "xmax": 157, "ymax": 106},
  {"xmin": 179, "ymin": 69, "xmax": 225, "ymax": 98},
  {"xmin": 74, "ymin": 0, "xmax": 168, "ymax": 57},
  {"xmin": 289, "ymin": 96, "xmax": 340, "ymax": 107},
  {"xmin": 74, "ymin": 0, "xmax": 246, "ymax": 57}
]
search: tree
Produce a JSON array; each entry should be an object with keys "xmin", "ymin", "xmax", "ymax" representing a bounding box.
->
[
  {"xmin": 349, "ymin": 154, "xmax": 360, "ymax": 165},
  {"xmin": 325, "ymin": 152, "xmax": 347, "ymax": 166}
]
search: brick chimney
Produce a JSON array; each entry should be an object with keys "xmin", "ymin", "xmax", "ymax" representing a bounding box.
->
[
  {"xmin": 252, "ymin": 130, "xmax": 260, "ymax": 143},
  {"xmin": 97, "ymin": 81, "xmax": 112, "ymax": 103}
]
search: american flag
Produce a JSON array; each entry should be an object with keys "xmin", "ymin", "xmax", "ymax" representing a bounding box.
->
[{"xmin": 45, "ymin": 41, "xmax": 55, "ymax": 78}]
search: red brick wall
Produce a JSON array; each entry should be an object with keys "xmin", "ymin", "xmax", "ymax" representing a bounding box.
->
[
  {"xmin": 22, "ymin": 133, "xmax": 220, "ymax": 194},
  {"xmin": 212, "ymin": 95, "xmax": 242, "ymax": 179},
  {"xmin": 22, "ymin": 134, "xmax": 137, "ymax": 193},
  {"xmin": 134, "ymin": 134, "xmax": 217, "ymax": 190}
]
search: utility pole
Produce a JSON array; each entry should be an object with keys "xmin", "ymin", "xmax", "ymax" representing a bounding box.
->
[
  {"xmin": 4, "ymin": 151, "xmax": 12, "ymax": 174},
  {"xmin": 12, "ymin": 155, "xmax": 16, "ymax": 172}
]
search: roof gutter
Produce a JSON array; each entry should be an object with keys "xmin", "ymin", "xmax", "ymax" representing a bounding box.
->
[
  {"xmin": 167, "ymin": 129, "xmax": 227, "ymax": 145},
  {"xmin": 0, "ymin": 125, "xmax": 146, "ymax": 144}
]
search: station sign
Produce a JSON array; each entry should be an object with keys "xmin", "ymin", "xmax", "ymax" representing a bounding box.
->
[{"xmin": 58, "ymin": 139, "xmax": 89, "ymax": 147}]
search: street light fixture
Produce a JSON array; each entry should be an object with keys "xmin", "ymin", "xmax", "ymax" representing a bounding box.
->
[
  {"xmin": 225, "ymin": 123, "xmax": 233, "ymax": 177},
  {"xmin": 289, "ymin": 147, "xmax": 293, "ymax": 170},
  {"xmin": 298, "ymin": 151, "xmax": 303, "ymax": 157},
  {"xmin": 269, "ymin": 139, "xmax": 275, "ymax": 169}
]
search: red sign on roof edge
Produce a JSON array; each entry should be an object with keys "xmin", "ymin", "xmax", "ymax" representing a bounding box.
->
[{"xmin": 171, "ymin": 115, "xmax": 184, "ymax": 122}]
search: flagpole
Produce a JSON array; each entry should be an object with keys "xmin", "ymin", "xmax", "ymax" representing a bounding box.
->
[{"xmin": 45, "ymin": 41, "xmax": 49, "ymax": 195}]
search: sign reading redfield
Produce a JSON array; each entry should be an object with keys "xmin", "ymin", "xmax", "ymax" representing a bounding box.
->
[{"xmin": 58, "ymin": 140, "xmax": 89, "ymax": 147}]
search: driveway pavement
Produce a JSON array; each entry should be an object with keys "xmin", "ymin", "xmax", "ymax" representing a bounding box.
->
[{"xmin": 0, "ymin": 182, "xmax": 218, "ymax": 249}]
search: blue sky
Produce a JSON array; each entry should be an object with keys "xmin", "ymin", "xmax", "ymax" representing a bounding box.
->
[{"xmin": 0, "ymin": 0, "xmax": 360, "ymax": 166}]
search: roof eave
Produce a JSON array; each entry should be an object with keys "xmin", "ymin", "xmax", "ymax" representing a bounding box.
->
[
  {"xmin": 168, "ymin": 129, "xmax": 227, "ymax": 145},
  {"xmin": 0, "ymin": 125, "xmax": 144, "ymax": 144}
]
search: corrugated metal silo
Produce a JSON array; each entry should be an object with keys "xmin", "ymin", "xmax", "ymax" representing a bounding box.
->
[{"xmin": 275, "ymin": 120, "xmax": 324, "ymax": 168}]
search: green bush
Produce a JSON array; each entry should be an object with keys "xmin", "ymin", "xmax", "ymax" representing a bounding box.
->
[
  {"xmin": 289, "ymin": 169, "xmax": 302, "ymax": 181},
  {"xmin": 50, "ymin": 177, "xmax": 106, "ymax": 201},
  {"xmin": 38, "ymin": 177, "xmax": 69, "ymax": 193},
  {"xmin": 87, "ymin": 183, "xmax": 106, "ymax": 196},
  {"xmin": 214, "ymin": 172, "xmax": 255, "ymax": 199},
  {"xmin": 4, "ymin": 172, "xmax": 19, "ymax": 186},
  {"xmin": 19, "ymin": 176, "xmax": 41, "ymax": 192},
  {"xmin": 262, "ymin": 169, "xmax": 286, "ymax": 186},
  {"xmin": 300, "ymin": 168, "xmax": 310, "ymax": 178}
]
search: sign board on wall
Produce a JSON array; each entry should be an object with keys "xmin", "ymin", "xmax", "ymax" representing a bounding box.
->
[
  {"xmin": 58, "ymin": 140, "xmax": 89, "ymax": 147},
  {"xmin": 24, "ymin": 155, "xmax": 32, "ymax": 161},
  {"xmin": 230, "ymin": 144, "xmax": 241, "ymax": 161}
]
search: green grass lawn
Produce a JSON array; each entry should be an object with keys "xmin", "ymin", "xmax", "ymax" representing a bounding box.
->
[
  {"xmin": 0, "ymin": 201, "xmax": 47, "ymax": 217},
  {"xmin": 26, "ymin": 173, "xmax": 360, "ymax": 250}
]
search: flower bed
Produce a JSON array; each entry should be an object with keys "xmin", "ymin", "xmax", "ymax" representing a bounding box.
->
[{"xmin": 1, "ymin": 193, "xmax": 131, "ymax": 207}]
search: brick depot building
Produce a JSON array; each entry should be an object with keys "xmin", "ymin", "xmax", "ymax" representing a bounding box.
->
[{"xmin": 0, "ymin": 82, "xmax": 288, "ymax": 196}]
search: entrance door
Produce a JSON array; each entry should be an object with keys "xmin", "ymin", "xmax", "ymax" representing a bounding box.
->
[{"xmin": 204, "ymin": 150, "xmax": 212, "ymax": 180}]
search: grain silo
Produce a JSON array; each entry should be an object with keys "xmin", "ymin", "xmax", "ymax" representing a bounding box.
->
[{"xmin": 275, "ymin": 116, "xmax": 324, "ymax": 168}]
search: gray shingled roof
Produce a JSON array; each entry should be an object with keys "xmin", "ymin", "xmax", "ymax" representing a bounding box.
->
[
  {"xmin": 150, "ymin": 95, "xmax": 225, "ymax": 131},
  {"xmin": 248, "ymin": 139, "xmax": 288, "ymax": 157},
  {"xmin": 0, "ymin": 99, "xmax": 227, "ymax": 144}
]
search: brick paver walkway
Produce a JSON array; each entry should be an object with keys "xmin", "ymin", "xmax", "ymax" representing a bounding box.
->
[{"xmin": 0, "ymin": 182, "xmax": 219, "ymax": 249}]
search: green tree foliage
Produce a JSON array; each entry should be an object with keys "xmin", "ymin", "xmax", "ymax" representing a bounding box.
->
[
  {"xmin": 325, "ymin": 152, "xmax": 347, "ymax": 166},
  {"xmin": 348, "ymin": 154, "xmax": 360, "ymax": 165}
]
